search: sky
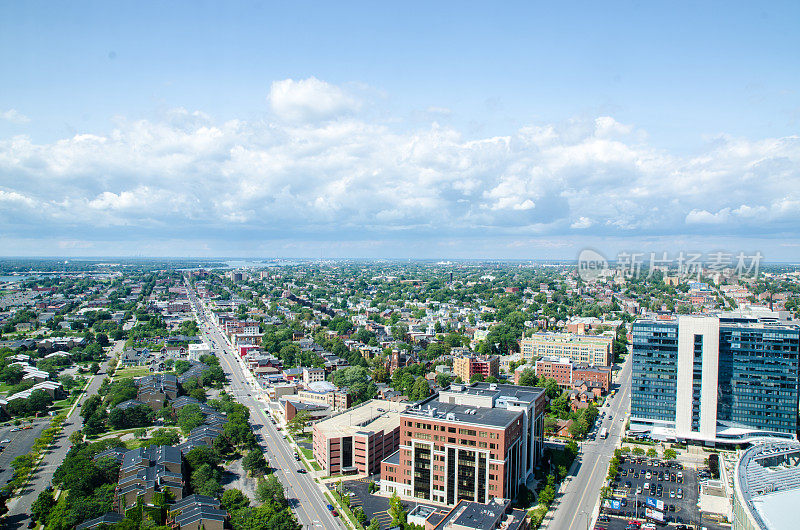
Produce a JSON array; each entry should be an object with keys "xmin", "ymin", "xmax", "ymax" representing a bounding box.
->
[{"xmin": 1, "ymin": 1, "xmax": 799, "ymax": 260}]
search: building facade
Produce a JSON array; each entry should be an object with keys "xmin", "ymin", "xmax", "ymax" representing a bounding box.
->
[
  {"xmin": 453, "ymin": 354, "xmax": 500, "ymax": 382},
  {"xmin": 380, "ymin": 382, "xmax": 546, "ymax": 506},
  {"xmin": 732, "ymin": 440, "xmax": 800, "ymax": 530},
  {"xmin": 520, "ymin": 332, "xmax": 613, "ymax": 366},
  {"xmin": 631, "ymin": 311, "xmax": 800, "ymax": 444},
  {"xmin": 313, "ymin": 399, "xmax": 408, "ymax": 475}
]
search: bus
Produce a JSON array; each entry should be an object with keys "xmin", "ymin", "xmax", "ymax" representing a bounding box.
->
[{"xmin": 599, "ymin": 427, "xmax": 608, "ymax": 439}]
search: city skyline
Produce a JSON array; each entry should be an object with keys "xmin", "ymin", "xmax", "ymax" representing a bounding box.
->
[{"xmin": 1, "ymin": 2, "xmax": 799, "ymax": 259}]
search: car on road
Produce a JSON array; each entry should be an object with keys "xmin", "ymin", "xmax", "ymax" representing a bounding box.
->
[
  {"xmin": 297, "ymin": 468, "xmax": 307, "ymax": 474},
  {"xmin": 327, "ymin": 504, "xmax": 334, "ymax": 511},
  {"xmin": 331, "ymin": 510, "xmax": 338, "ymax": 517},
  {"xmin": 1, "ymin": 439, "xmax": 10, "ymax": 443}
]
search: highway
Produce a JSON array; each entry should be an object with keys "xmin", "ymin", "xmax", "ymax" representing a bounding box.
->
[
  {"xmin": 185, "ymin": 282, "xmax": 342, "ymax": 530},
  {"xmin": 546, "ymin": 351, "xmax": 633, "ymax": 530}
]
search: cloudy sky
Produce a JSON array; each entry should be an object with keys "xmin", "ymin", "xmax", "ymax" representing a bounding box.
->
[{"xmin": 1, "ymin": 2, "xmax": 799, "ymax": 260}]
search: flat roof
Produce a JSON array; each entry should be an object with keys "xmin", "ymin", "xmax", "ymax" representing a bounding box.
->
[
  {"xmin": 314, "ymin": 399, "xmax": 408, "ymax": 438},
  {"xmin": 404, "ymin": 398, "xmax": 520, "ymax": 429},
  {"xmin": 736, "ymin": 440, "xmax": 800, "ymax": 530}
]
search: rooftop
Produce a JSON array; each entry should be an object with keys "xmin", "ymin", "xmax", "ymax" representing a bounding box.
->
[
  {"xmin": 736, "ymin": 440, "xmax": 800, "ymax": 530},
  {"xmin": 314, "ymin": 399, "xmax": 408, "ymax": 438}
]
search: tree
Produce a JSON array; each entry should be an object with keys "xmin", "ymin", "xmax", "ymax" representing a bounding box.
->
[
  {"xmin": 354, "ymin": 506, "xmax": 367, "ymax": 525},
  {"xmin": 663, "ymin": 448, "xmax": 677, "ymax": 461},
  {"xmin": 242, "ymin": 450, "xmax": 269, "ymax": 476},
  {"xmin": 256, "ymin": 475, "xmax": 287, "ymax": 507},
  {"xmin": 31, "ymin": 488, "xmax": 55, "ymax": 525},
  {"xmin": 542, "ymin": 378, "xmax": 560, "ymax": 400},
  {"xmin": 366, "ymin": 519, "xmax": 380, "ymax": 530},
  {"xmin": 388, "ymin": 492, "xmax": 407, "ymax": 527},
  {"xmin": 287, "ymin": 410, "xmax": 311, "ymax": 436},
  {"xmin": 177, "ymin": 404, "xmax": 206, "ymax": 434},
  {"xmin": 69, "ymin": 430, "xmax": 84, "ymax": 445},
  {"xmin": 544, "ymin": 416, "xmax": 559, "ymax": 435},
  {"xmin": 28, "ymin": 389, "xmax": 53, "ymax": 413},
  {"xmin": 410, "ymin": 377, "xmax": 431, "ymax": 401},
  {"xmin": 632, "ymin": 446, "xmax": 645, "ymax": 456},
  {"xmin": 435, "ymin": 373, "xmax": 454, "ymax": 388},
  {"xmin": 646, "ymin": 448, "xmax": 658, "ymax": 458},
  {"xmin": 146, "ymin": 428, "xmax": 180, "ymax": 446},
  {"xmin": 517, "ymin": 368, "xmax": 537, "ymax": 387},
  {"xmin": 90, "ymin": 362, "xmax": 100, "ymax": 374},
  {"xmin": 469, "ymin": 373, "xmax": 485, "ymax": 384},
  {"xmin": 222, "ymin": 489, "xmax": 250, "ymax": 511}
]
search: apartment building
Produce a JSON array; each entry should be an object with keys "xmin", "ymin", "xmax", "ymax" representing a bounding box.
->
[
  {"xmin": 631, "ymin": 309, "xmax": 800, "ymax": 445},
  {"xmin": 453, "ymin": 354, "xmax": 500, "ymax": 382},
  {"xmin": 520, "ymin": 332, "xmax": 613, "ymax": 366},
  {"xmin": 380, "ymin": 382, "xmax": 546, "ymax": 506},
  {"xmin": 116, "ymin": 446, "xmax": 184, "ymax": 511},
  {"xmin": 303, "ymin": 367, "xmax": 325, "ymax": 385},
  {"xmin": 313, "ymin": 399, "xmax": 408, "ymax": 475},
  {"xmin": 533, "ymin": 356, "xmax": 612, "ymax": 392}
]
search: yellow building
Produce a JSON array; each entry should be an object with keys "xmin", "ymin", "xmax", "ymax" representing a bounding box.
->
[{"xmin": 520, "ymin": 332, "xmax": 612, "ymax": 366}]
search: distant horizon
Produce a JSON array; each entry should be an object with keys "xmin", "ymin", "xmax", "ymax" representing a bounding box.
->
[{"xmin": 1, "ymin": 255, "xmax": 800, "ymax": 266}]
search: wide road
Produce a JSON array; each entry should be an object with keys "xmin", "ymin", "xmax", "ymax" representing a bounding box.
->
[
  {"xmin": 546, "ymin": 350, "xmax": 633, "ymax": 530},
  {"xmin": 185, "ymin": 283, "xmax": 342, "ymax": 530},
  {"xmin": 3, "ymin": 343, "xmax": 120, "ymax": 529}
]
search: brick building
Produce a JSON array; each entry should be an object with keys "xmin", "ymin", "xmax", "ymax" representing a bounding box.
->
[
  {"xmin": 380, "ymin": 382, "xmax": 546, "ymax": 506},
  {"xmin": 453, "ymin": 354, "xmax": 500, "ymax": 382},
  {"xmin": 520, "ymin": 332, "xmax": 613, "ymax": 366},
  {"xmin": 313, "ymin": 399, "xmax": 408, "ymax": 475}
]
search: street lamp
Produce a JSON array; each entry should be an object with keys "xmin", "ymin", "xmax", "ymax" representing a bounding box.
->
[{"xmin": 580, "ymin": 510, "xmax": 591, "ymax": 530}]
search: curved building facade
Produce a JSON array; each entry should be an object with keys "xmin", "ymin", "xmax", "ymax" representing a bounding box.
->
[{"xmin": 733, "ymin": 440, "xmax": 800, "ymax": 530}]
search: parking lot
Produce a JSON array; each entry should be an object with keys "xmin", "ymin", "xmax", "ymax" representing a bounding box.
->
[
  {"xmin": 333, "ymin": 478, "xmax": 393, "ymax": 530},
  {"xmin": 600, "ymin": 456, "xmax": 701, "ymax": 528},
  {"xmin": 0, "ymin": 420, "xmax": 49, "ymax": 488}
]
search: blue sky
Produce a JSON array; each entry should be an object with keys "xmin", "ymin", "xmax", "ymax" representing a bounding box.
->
[{"xmin": 1, "ymin": 1, "xmax": 799, "ymax": 259}]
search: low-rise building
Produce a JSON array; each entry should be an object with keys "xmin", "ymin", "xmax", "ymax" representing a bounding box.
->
[{"xmin": 313, "ymin": 399, "xmax": 408, "ymax": 475}]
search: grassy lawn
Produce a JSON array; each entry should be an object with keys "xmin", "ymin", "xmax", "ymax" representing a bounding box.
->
[
  {"xmin": 113, "ymin": 366, "xmax": 156, "ymax": 379},
  {"xmin": 300, "ymin": 447, "xmax": 314, "ymax": 460}
]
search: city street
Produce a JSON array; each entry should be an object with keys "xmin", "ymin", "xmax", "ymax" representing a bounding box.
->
[
  {"xmin": 546, "ymin": 351, "xmax": 633, "ymax": 530},
  {"xmin": 3, "ymin": 344, "xmax": 119, "ymax": 529},
  {"xmin": 186, "ymin": 283, "xmax": 342, "ymax": 530}
]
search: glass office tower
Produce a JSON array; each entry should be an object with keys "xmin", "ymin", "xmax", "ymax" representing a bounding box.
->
[{"xmin": 631, "ymin": 310, "xmax": 800, "ymax": 444}]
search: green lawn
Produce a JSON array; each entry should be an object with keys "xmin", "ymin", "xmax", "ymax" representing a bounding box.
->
[
  {"xmin": 114, "ymin": 366, "xmax": 156, "ymax": 379},
  {"xmin": 300, "ymin": 447, "xmax": 314, "ymax": 460}
]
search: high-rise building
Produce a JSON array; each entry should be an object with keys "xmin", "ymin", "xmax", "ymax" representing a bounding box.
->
[
  {"xmin": 379, "ymin": 382, "xmax": 546, "ymax": 505},
  {"xmin": 520, "ymin": 332, "xmax": 613, "ymax": 366},
  {"xmin": 631, "ymin": 309, "xmax": 800, "ymax": 445}
]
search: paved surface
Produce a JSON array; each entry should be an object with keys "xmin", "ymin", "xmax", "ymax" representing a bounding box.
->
[
  {"xmin": 2, "ymin": 343, "xmax": 119, "ymax": 529},
  {"xmin": 546, "ymin": 352, "xmax": 633, "ymax": 530},
  {"xmin": 0, "ymin": 420, "xmax": 49, "ymax": 487},
  {"xmin": 187, "ymin": 282, "xmax": 343, "ymax": 530},
  {"xmin": 610, "ymin": 458, "xmax": 697, "ymax": 525},
  {"xmin": 600, "ymin": 458, "xmax": 729, "ymax": 530},
  {"xmin": 337, "ymin": 478, "xmax": 392, "ymax": 530}
]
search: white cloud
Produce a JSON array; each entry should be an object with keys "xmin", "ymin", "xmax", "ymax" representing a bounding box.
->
[
  {"xmin": 571, "ymin": 216, "xmax": 594, "ymax": 229},
  {"xmin": 268, "ymin": 77, "xmax": 360, "ymax": 122},
  {"xmin": 0, "ymin": 78, "xmax": 799, "ymax": 252},
  {"xmin": 1, "ymin": 109, "xmax": 30, "ymax": 124}
]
